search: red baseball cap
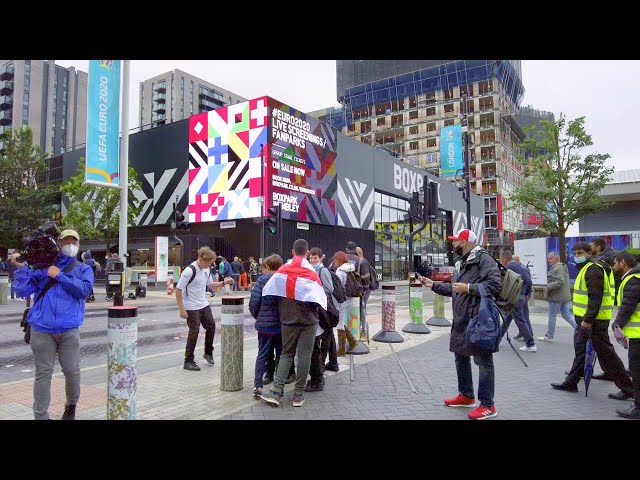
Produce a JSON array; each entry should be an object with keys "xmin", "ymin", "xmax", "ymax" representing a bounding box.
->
[{"xmin": 448, "ymin": 229, "xmax": 478, "ymax": 243}]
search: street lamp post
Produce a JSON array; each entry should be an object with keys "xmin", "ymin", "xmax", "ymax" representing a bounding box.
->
[{"xmin": 461, "ymin": 93, "xmax": 472, "ymax": 230}]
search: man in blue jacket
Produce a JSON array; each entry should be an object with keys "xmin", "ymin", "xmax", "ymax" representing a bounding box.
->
[
  {"xmin": 500, "ymin": 249, "xmax": 536, "ymax": 352},
  {"xmin": 11, "ymin": 229, "xmax": 94, "ymax": 420}
]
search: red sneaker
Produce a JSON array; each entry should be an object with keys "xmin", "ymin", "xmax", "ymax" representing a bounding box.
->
[
  {"xmin": 467, "ymin": 405, "xmax": 497, "ymax": 420},
  {"xmin": 444, "ymin": 393, "xmax": 477, "ymax": 408}
]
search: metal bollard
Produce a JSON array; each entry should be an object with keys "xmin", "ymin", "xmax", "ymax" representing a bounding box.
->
[
  {"xmin": 426, "ymin": 293, "xmax": 451, "ymax": 326},
  {"xmin": 107, "ymin": 306, "xmax": 138, "ymax": 420},
  {"xmin": 402, "ymin": 282, "xmax": 431, "ymax": 334},
  {"xmin": 220, "ymin": 296, "xmax": 244, "ymax": 392},
  {"xmin": 0, "ymin": 274, "xmax": 8, "ymax": 305},
  {"xmin": 373, "ymin": 285, "xmax": 404, "ymax": 343}
]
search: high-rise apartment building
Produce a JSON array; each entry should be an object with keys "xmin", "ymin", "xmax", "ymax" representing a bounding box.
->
[
  {"xmin": 313, "ymin": 60, "xmax": 526, "ymax": 253},
  {"xmin": 0, "ymin": 60, "xmax": 87, "ymax": 155},
  {"xmin": 139, "ymin": 69, "xmax": 247, "ymax": 130}
]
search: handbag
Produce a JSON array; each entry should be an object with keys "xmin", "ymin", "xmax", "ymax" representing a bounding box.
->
[{"xmin": 21, "ymin": 261, "xmax": 80, "ymax": 344}]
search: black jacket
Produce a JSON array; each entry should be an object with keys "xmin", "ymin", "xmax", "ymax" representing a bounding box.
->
[
  {"xmin": 594, "ymin": 247, "xmax": 616, "ymax": 267},
  {"xmin": 432, "ymin": 246, "xmax": 502, "ymax": 356},
  {"xmin": 277, "ymin": 297, "xmax": 319, "ymax": 326},
  {"xmin": 612, "ymin": 266, "xmax": 640, "ymax": 331},
  {"xmin": 249, "ymin": 273, "xmax": 280, "ymax": 335},
  {"xmin": 579, "ymin": 259, "xmax": 613, "ymax": 325}
]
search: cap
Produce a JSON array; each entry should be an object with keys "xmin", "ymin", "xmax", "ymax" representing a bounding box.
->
[
  {"xmin": 59, "ymin": 229, "xmax": 80, "ymax": 241},
  {"xmin": 448, "ymin": 229, "xmax": 477, "ymax": 243}
]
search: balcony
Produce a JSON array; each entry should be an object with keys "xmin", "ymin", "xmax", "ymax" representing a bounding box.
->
[
  {"xmin": 153, "ymin": 104, "xmax": 166, "ymax": 114},
  {"xmin": 0, "ymin": 95, "xmax": 12, "ymax": 110},
  {"xmin": 199, "ymin": 98, "xmax": 223, "ymax": 111},
  {"xmin": 199, "ymin": 91, "xmax": 222, "ymax": 103},
  {"xmin": 0, "ymin": 65, "xmax": 14, "ymax": 81},
  {"xmin": 152, "ymin": 93, "xmax": 166, "ymax": 103},
  {"xmin": 0, "ymin": 110, "xmax": 12, "ymax": 125},
  {"xmin": 0, "ymin": 80, "xmax": 14, "ymax": 95},
  {"xmin": 153, "ymin": 84, "xmax": 166, "ymax": 93}
]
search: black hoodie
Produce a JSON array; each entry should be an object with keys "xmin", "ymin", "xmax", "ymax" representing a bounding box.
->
[{"xmin": 612, "ymin": 266, "xmax": 640, "ymax": 331}]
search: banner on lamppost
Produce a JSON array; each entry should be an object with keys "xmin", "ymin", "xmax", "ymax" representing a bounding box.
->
[
  {"xmin": 439, "ymin": 124, "xmax": 463, "ymax": 178},
  {"xmin": 155, "ymin": 236, "xmax": 168, "ymax": 282},
  {"xmin": 86, "ymin": 60, "xmax": 122, "ymax": 188}
]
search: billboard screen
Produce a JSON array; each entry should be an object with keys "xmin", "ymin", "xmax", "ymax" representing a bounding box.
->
[{"xmin": 266, "ymin": 99, "xmax": 338, "ymax": 225}]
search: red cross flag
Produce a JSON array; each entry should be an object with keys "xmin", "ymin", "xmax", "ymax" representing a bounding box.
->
[{"xmin": 262, "ymin": 256, "xmax": 327, "ymax": 310}]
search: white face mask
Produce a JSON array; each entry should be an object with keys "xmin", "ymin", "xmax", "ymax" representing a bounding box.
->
[{"xmin": 62, "ymin": 244, "xmax": 79, "ymax": 257}]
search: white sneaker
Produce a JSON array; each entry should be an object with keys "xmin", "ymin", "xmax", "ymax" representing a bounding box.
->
[
  {"xmin": 519, "ymin": 345, "xmax": 537, "ymax": 352},
  {"xmin": 538, "ymin": 335, "xmax": 555, "ymax": 343}
]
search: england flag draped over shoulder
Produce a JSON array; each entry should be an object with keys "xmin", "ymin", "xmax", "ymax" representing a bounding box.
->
[{"xmin": 262, "ymin": 256, "xmax": 327, "ymax": 310}]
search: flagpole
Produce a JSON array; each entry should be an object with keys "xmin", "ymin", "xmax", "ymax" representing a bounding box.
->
[
  {"xmin": 118, "ymin": 60, "xmax": 130, "ymax": 266},
  {"xmin": 260, "ymin": 143, "xmax": 264, "ymax": 263}
]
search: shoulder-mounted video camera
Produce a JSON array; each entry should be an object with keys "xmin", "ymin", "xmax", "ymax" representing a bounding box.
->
[{"xmin": 17, "ymin": 222, "xmax": 61, "ymax": 269}]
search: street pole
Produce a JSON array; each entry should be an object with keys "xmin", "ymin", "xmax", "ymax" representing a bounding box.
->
[
  {"xmin": 462, "ymin": 92, "xmax": 472, "ymax": 230},
  {"xmin": 118, "ymin": 60, "xmax": 130, "ymax": 267},
  {"xmin": 260, "ymin": 143, "xmax": 264, "ymax": 262}
]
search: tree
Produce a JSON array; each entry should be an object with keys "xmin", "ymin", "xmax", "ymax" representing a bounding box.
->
[
  {"xmin": 0, "ymin": 127, "xmax": 58, "ymax": 248},
  {"xmin": 510, "ymin": 114, "xmax": 613, "ymax": 263},
  {"xmin": 60, "ymin": 159, "xmax": 143, "ymax": 254}
]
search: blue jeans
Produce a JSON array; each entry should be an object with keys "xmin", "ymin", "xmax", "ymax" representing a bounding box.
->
[
  {"xmin": 546, "ymin": 301, "xmax": 576, "ymax": 338},
  {"xmin": 504, "ymin": 295, "xmax": 535, "ymax": 347},
  {"xmin": 254, "ymin": 333, "xmax": 282, "ymax": 388},
  {"xmin": 455, "ymin": 352, "xmax": 495, "ymax": 407}
]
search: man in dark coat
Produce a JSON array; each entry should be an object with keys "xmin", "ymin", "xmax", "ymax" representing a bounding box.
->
[{"xmin": 421, "ymin": 229, "xmax": 502, "ymax": 420}]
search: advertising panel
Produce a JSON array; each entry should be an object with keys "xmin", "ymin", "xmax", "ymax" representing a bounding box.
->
[
  {"xmin": 514, "ymin": 237, "xmax": 549, "ymax": 285},
  {"xmin": 266, "ymin": 99, "xmax": 338, "ymax": 225},
  {"xmin": 86, "ymin": 60, "xmax": 121, "ymax": 188},
  {"xmin": 439, "ymin": 124, "xmax": 463, "ymax": 178},
  {"xmin": 155, "ymin": 236, "xmax": 168, "ymax": 282}
]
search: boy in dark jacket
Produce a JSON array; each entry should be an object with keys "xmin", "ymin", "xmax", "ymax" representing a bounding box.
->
[{"xmin": 249, "ymin": 254, "xmax": 294, "ymax": 397}]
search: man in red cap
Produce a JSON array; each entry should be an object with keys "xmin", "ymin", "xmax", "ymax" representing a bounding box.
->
[{"xmin": 421, "ymin": 228, "xmax": 502, "ymax": 420}]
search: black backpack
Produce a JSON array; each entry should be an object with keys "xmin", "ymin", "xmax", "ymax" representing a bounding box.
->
[
  {"xmin": 183, "ymin": 264, "xmax": 207, "ymax": 297},
  {"xmin": 344, "ymin": 269, "xmax": 364, "ymax": 297},
  {"xmin": 323, "ymin": 266, "xmax": 347, "ymax": 304}
]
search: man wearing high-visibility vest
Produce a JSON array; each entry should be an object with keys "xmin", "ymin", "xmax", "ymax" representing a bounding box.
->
[
  {"xmin": 551, "ymin": 242, "xmax": 633, "ymax": 399},
  {"xmin": 611, "ymin": 252, "xmax": 640, "ymax": 419}
]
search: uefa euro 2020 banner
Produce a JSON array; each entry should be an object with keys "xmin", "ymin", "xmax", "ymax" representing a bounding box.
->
[
  {"xmin": 440, "ymin": 124, "xmax": 463, "ymax": 178},
  {"xmin": 86, "ymin": 60, "xmax": 121, "ymax": 188}
]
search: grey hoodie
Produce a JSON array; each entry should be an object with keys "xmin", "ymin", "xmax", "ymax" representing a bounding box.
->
[{"xmin": 547, "ymin": 261, "xmax": 571, "ymax": 303}]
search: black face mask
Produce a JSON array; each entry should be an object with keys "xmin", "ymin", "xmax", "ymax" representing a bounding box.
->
[{"xmin": 454, "ymin": 246, "xmax": 464, "ymax": 257}]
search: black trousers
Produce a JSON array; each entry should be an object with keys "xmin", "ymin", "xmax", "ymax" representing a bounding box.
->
[
  {"xmin": 185, "ymin": 306, "xmax": 215, "ymax": 362},
  {"xmin": 309, "ymin": 334, "xmax": 324, "ymax": 384},
  {"xmin": 566, "ymin": 318, "xmax": 633, "ymax": 393},
  {"xmin": 320, "ymin": 327, "xmax": 338, "ymax": 368},
  {"xmin": 629, "ymin": 338, "xmax": 640, "ymax": 408}
]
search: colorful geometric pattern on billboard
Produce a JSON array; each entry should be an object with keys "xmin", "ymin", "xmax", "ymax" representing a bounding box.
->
[
  {"xmin": 266, "ymin": 98, "xmax": 338, "ymax": 225},
  {"xmin": 187, "ymin": 97, "xmax": 268, "ymax": 222}
]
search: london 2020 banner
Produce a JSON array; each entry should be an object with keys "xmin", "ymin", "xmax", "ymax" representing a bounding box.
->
[
  {"xmin": 440, "ymin": 124, "xmax": 463, "ymax": 178},
  {"xmin": 86, "ymin": 60, "xmax": 121, "ymax": 188}
]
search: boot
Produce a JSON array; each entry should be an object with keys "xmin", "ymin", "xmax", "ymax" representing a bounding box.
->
[
  {"xmin": 344, "ymin": 329, "xmax": 358, "ymax": 351},
  {"xmin": 337, "ymin": 330, "xmax": 346, "ymax": 356}
]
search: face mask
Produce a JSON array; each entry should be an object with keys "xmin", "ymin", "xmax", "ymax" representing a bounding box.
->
[
  {"xmin": 453, "ymin": 245, "xmax": 464, "ymax": 257},
  {"xmin": 62, "ymin": 244, "xmax": 79, "ymax": 257},
  {"xmin": 574, "ymin": 255, "xmax": 587, "ymax": 264}
]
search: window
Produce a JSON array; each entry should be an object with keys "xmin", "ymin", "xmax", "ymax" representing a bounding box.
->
[
  {"xmin": 409, "ymin": 141, "xmax": 419, "ymax": 150},
  {"xmin": 409, "ymin": 125, "xmax": 418, "ymax": 135},
  {"xmin": 478, "ymin": 80, "xmax": 493, "ymax": 95},
  {"xmin": 377, "ymin": 117, "xmax": 386, "ymax": 126},
  {"xmin": 484, "ymin": 213, "xmax": 498, "ymax": 229},
  {"xmin": 409, "ymin": 110, "xmax": 418, "ymax": 120},
  {"xmin": 427, "ymin": 138, "xmax": 436, "ymax": 148},
  {"xmin": 426, "ymin": 122, "xmax": 436, "ymax": 132},
  {"xmin": 444, "ymin": 103, "xmax": 454, "ymax": 113},
  {"xmin": 360, "ymin": 120, "xmax": 371, "ymax": 134},
  {"xmin": 347, "ymin": 123, "xmax": 355, "ymax": 132},
  {"xmin": 444, "ymin": 119, "xmax": 454, "ymax": 126},
  {"xmin": 444, "ymin": 88, "xmax": 454, "ymax": 100},
  {"xmin": 535, "ymin": 214, "xmax": 541, "ymax": 222}
]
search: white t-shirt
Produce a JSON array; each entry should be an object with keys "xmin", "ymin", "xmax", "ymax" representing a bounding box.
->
[{"xmin": 176, "ymin": 261, "xmax": 215, "ymax": 311}]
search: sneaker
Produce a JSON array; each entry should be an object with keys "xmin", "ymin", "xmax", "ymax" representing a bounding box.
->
[
  {"xmin": 324, "ymin": 363, "xmax": 340, "ymax": 372},
  {"xmin": 285, "ymin": 373, "xmax": 296, "ymax": 384},
  {"xmin": 617, "ymin": 405, "xmax": 640, "ymax": 419},
  {"xmin": 252, "ymin": 387, "xmax": 262, "ymax": 398},
  {"xmin": 292, "ymin": 393, "xmax": 305, "ymax": 407},
  {"xmin": 444, "ymin": 393, "xmax": 477, "ymax": 408},
  {"xmin": 304, "ymin": 381, "xmax": 324, "ymax": 392},
  {"xmin": 513, "ymin": 335, "xmax": 525, "ymax": 342},
  {"xmin": 61, "ymin": 404, "xmax": 76, "ymax": 420},
  {"xmin": 260, "ymin": 390, "xmax": 282, "ymax": 407},
  {"xmin": 183, "ymin": 361, "xmax": 201, "ymax": 371},
  {"xmin": 608, "ymin": 390, "xmax": 634, "ymax": 401},
  {"xmin": 551, "ymin": 382, "xmax": 578, "ymax": 392},
  {"xmin": 538, "ymin": 335, "xmax": 555, "ymax": 343},
  {"xmin": 468, "ymin": 405, "xmax": 497, "ymax": 420},
  {"xmin": 263, "ymin": 374, "xmax": 274, "ymax": 385},
  {"xmin": 202, "ymin": 354, "xmax": 215, "ymax": 365},
  {"xmin": 519, "ymin": 345, "xmax": 537, "ymax": 352}
]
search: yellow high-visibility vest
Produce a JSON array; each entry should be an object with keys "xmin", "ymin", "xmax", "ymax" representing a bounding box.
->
[
  {"xmin": 573, "ymin": 261, "xmax": 615, "ymax": 320},
  {"xmin": 616, "ymin": 272, "xmax": 640, "ymax": 339}
]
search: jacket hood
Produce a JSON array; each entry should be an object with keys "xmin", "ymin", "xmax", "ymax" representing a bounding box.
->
[
  {"xmin": 338, "ymin": 262, "xmax": 355, "ymax": 273},
  {"xmin": 624, "ymin": 266, "xmax": 640, "ymax": 278}
]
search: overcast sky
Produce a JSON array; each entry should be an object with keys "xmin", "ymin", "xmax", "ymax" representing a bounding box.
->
[{"xmin": 58, "ymin": 60, "xmax": 638, "ymax": 172}]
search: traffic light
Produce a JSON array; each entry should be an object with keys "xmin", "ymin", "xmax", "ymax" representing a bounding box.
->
[
  {"xmin": 173, "ymin": 210, "xmax": 191, "ymax": 231},
  {"xmin": 426, "ymin": 181, "xmax": 439, "ymax": 218},
  {"xmin": 409, "ymin": 191, "xmax": 423, "ymax": 220},
  {"xmin": 265, "ymin": 205, "xmax": 281, "ymax": 235}
]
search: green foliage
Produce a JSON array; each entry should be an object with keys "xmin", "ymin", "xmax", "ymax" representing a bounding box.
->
[
  {"xmin": 510, "ymin": 114, "xmax": 613, "ymax": 263},
  {"xmin": 60, "ymin": 159, "xmax": 143, "ymax": 252},
  {"xmin": 0, "ymin": 127, "xmax": 58, "ymax": 248},
  {"xmin": 625, "ymin": 248, "xmax": 640, "ymax": 263}
]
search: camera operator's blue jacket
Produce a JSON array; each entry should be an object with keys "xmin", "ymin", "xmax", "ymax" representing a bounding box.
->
[{"xmin": 13, "ymin": 254, "xmax": 94, "ymax": 334}]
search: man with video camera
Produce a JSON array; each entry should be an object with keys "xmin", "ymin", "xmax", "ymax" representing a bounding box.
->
[{"xmin": 11, "ymin": 228, "xmax": 94, "ymax": 420}]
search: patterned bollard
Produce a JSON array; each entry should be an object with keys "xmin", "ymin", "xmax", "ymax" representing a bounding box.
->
[
  {"xmin": 0, "ymin": 274, "xmax": 8, "ymax": 305},
  {"xmin": 220, "ymin": 297, "xmax": 244, "ymax": 392},
  {"xmin": 426, "ymin": 292, "xmax": 451, "ymax": 326},
  {"xmin": 107, "ymin": 306, "xmax": 138, "ymax": 420},
  {"xmin": 346, "ymin": 297, "xmax": 369, "ymax": 355},
  {"xmin": 402, "ymin": 282, "xmax": 431, "ymax": 334},
  {"xmin": 373, "ymin": 285, "xmax": 404, "ymax": 343}
]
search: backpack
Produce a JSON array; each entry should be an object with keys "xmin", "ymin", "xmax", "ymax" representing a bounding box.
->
[
  {"xmin": 322, "ymin": 266, "xmax": 347, "ymax": 304},
  {"xmin": 481, "ymin": 252, "xmax": 523, "ymax": 314},
  {"xmin": 183, "ymin": 264, "xmax": 198, "ymax": 297},
  {"xmin": 319, "ymin": 294, "xmax": 340, "ymax": 329},
  {"xmin": 344, "ymin": 259, "xmax": 366, "ymax": 298},
  {"xmin": 466, "ymin": 283, "xmax": 503, "ymax": 353}
]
